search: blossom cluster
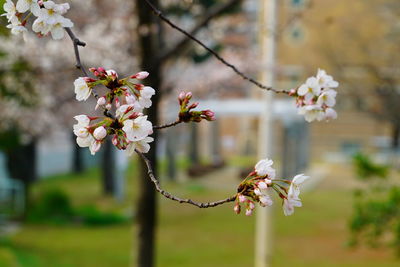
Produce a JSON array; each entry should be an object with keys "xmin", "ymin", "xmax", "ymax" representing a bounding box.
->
[
  {"xmin": 178, "ymin": 92, "xmax": 216, "ymax": 123},
  {"xmin": 2, "ymin": 0, "xmax": 73, "ymax": 40},
  {"xmin": 234, "ymin": 158, "xmax": 309, "ymax": 216},
  {"xmin": 291, "ymin": 69, "xmax": 339, "ymax": 122},
  {"xmin": 73, "ymin": 68, "xmax": 155, "ymax": 155}
]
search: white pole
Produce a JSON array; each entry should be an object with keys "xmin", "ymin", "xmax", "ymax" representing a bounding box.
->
[{"xmin": 255, "ymin": 0, "xmax": 277, "ymax": 267}]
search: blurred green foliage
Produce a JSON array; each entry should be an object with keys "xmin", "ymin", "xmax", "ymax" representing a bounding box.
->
[
  {"xmin": 27, "ymin": 188, "xmax": 127, "ymax": 226},
  {"xmin": 28, "ymin": 188, "xmax": 74, "ymax": 224},
  {"xmin": 352, "ymin": 153, "xmax": 388, "ymax": 180},
  {"xmin": 75, "ymin": 205, "xmax": 127, "ymax": 226},
  {"xmin": 349, "ymin": 153, "xmax": 400, "ymax": 255},
  {"xmin": 350, "ymin": 187, "xmax": 400, "ymax": 255}
]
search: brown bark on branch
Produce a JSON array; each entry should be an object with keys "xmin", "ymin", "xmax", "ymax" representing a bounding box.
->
[
  {"xmin": 136, "ymin": 150, "xmax": 237, "ymax": 208},
  {"xmin": 153, "ymin": 120, "xmax": 181, "ymax": 130}
]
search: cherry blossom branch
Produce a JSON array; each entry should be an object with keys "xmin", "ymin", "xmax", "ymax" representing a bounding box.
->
[
  {"xmin": 65, "ymin": 28, "xmax": 116, "ymax": 118},
  {"xmin": 136, "ymin": 150, "xmax": 237, "ymax": 208},
  {"xmin": 153, "ymin": 120, "xmax": 182, "ymax": 130},
  {"xmin": 65, "ymin": 28, "xmax": 89, "ymax": 78},
  {"xmin": 144, "ymin": 0, "xmax": 289, "ymax": 94},
  {"xmin": 160, "ymin": 0, "xmax": 242, "ymax": 62}
]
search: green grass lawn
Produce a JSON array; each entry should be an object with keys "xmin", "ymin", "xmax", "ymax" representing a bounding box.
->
[{"xmin": 1, "ymin": 159, "xmax": 400, "ymax": 267}]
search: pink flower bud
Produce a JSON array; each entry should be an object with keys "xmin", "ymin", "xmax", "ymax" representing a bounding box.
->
[
  {"xmin": 115, "ymin": 98, "xmax": 121, "ymax": 109},
  {"xmin": 178, "ymin": 92, "xmax": 186, "ymax": 100},
  {"xmin": 289, "ymin": 88, "xmax": 297, "ymax": 96},
  {"xmin": 249, "ymin": 201, "xmax": 255, "ymax": 210},
  {"xmin": 185, "ymin": 92, "xmax": 192, "ymax": 100},
  {"xmin": 95, "ymin": 97, "xmax": 107, "ymax": 110},
  {"xmin": 238, "ymin": 194, "xmax": 246, "ymax": 203},
  {"xmin": 112, "ymin": 135, "xmax": 119, "ymax": 146},
  {"xmin": 188, "ymin": 102, "xmax": 199, "ymax": 109},
  {"xmin": 245, "ymin": 209, "xmax": 253, "ymax": 216},
  {"xmin": 97, "ymin": 67, "xmax": 106, "ymax": 73},
  {"xmin": 133, "ymin": 71, "xmax": 149, "ymax": 80},
  {"xmin": 84, "ymin": 77, "xmax": 96, "ymax": 83},
  {"xmin": 106, "ymin": 69, "xmax": 118, "ymax": 78},
  {"xmin": 90, "ymin": 141, "xmax": 101, "ymax": 155},
  {"xmin": 93, "ymin": 126, "xmax": 107, "ymax": 140},
  {"xmin": 233, "ymin": 204, "xmax": 241, "ymax": 214},
  {"xmin": 202, "ymin": 109, "xmax": 216, "ymax": 121}
]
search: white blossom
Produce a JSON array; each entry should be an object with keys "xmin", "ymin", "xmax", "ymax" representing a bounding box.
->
[
  {"xmin": 49, "ymin": 17, "xmax": 73, "ymax": 40},
  {"xmin": 74, "ymin": 77, "xmax": 91, "ymax": 101},
  {"xmin": 126, "ymin": 136, "xmax": 154, "ymax": 155},
  {"xmin": 138, "ymin": 86, "xmax": 155, "ymax": 108},
  {"xmin": 254, "ymin": 158, "xmax": 275, "ymax": 178},
  {"xmin": 316, "ymin": 69, "xmax": 339, "ymax": 89},
  {"xmin": 324, "ymin": 107, "xmax": 337, "ymax": 121},
  {"xmin": 7, "ymin": 24, "xmax": 27, "ymax": 36},
  {"xmin": 89, "ymin": 140, "xmax": 101, "ymax": 155},
  {"xmin": 288, "ymin": 174, "xmax": 309, "ymax": 199},
  {"xmin": 122, "ymin": 115, "xmax": 153, "ymax": 142},
  {"xmin": 259, "ymin": 194, "xmax": 273, "ymax": 207},
  {"xmin": 76, "ymin": 134, "xmax": 94, "ymax": 148},
  {"xmin": 298, "ymin": 104, "xmax": 325, "ymax": 122},
  {"xmin": 2, "ymin": 0, "xmax": 19, "ymax": 25},
  {"xmin": 41, "ymin": 1, "xmax": 69, "ymax": 25},
  {"xmin": 73, "ymin": 115, "xmax": 90, "ymax": 126},
  {"xmin": 16, "ymin": 0, "xmax": 40, "ymax": 16},
  {"xmin": 317, "ymin": 89, "xmax": 337, "ymax": 107},
  {"xmin": 283, "ymin": 196, "xmax": 302, "ymax": 216},
  {"xmin": 297, "ymin": 77, "xmax": 321, "ymax": 103}
]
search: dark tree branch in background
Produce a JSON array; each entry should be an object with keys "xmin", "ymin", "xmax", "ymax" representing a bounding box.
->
[
  {"xmin": 136, "ymin": 150, "xmax": 237, "ymax": 208},
  {"xmin": 144, "ymin": 0, "xmax": 289, "ymax": 94},
  {"xmin": 160, "ymin": 0, "xmax": 242, "ymax": 61},
  {"xmin": 153, "ymin": 120, "xmax": 182, "ymax": 130}
]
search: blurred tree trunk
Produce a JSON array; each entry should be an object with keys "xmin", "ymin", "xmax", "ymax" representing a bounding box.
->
[
  {"xmin": 135, "ymin": 1, "xmax": 162, "ymax": 266},
  {"xmin": 6, "ymin": 139, "xmax": 37, "ymax": 216},
  {"xmin": 102, "ymin": 137, "xmax": 116, "ymax": 195},
  {"xmin": 71, "ymin": 132, "xmax": 84, "ymax": 173},
  {"xmin": 189, "ymin": 123, "xmax": 200, "ymax": 165},
  {"xmin": 392, "ymin": 124, "xmax": 400, "ymax": 150}
]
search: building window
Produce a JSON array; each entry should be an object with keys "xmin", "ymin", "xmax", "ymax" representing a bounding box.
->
[
  {"xmin": 289, "ymin": 0, "xmax": 306, "ymax": 8},
  {"xmin": 285, "ymin": 24, "xmax": 306, "ymax": 44}
]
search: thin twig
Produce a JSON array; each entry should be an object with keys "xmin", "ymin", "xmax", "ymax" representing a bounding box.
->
[
  {"xmin": 144, "ymin": 0, "xmax": 289, "ymax": 94},
  {"xmin": 153, "ymin": 120, "xmax": 181, "ymax": 129},
  {"xmin": 65, "ymin": 27, "xmax": 116, "ymax": 118},
  {"xmin": 65, "ymin": 28, "xmax": 89, "ymax": 77},
  {"xmin": 136, "ymin": 150, "xmax": 237, "ymax": 208},
  {"xmin": 160, "ymin": 0, "xmax": 242, "ymax": 61}
]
